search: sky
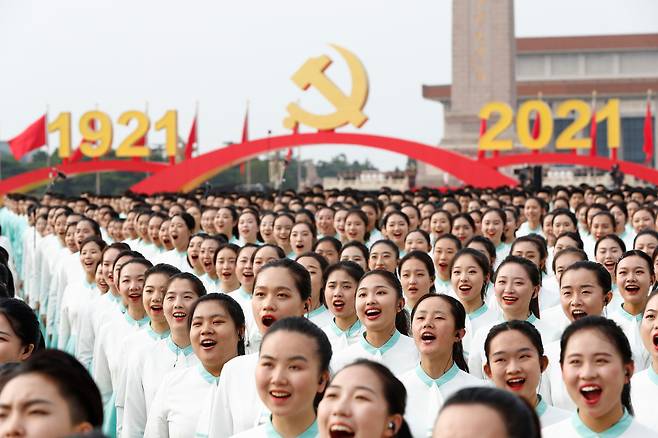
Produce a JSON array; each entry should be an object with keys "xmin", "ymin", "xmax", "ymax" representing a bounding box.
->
[{"xmin": 1, "ymin": 0, "xmax": 658, "ymax": 170}]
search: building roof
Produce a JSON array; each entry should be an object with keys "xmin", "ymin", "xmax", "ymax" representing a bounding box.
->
[
  {"xmin": 423, "ymin": 33, "xmax": 658, "ymax": 103},
  {"xmin": 517, "ymin": 33, "xmax": 658, "ymax": 54}
]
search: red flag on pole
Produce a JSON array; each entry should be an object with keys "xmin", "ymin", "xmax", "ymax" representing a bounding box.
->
[
  {"xmin": 643, "ymin": 96, "xmax": 654, "ymax": 164},
  {"xmin": 589, "ymin": 93, "xmax": 598, "ymax": 157},
  {"xmin": 8, "ymin": 115, "xmax": 46, "ymax": 160},
  {"xmin": 531, "ymin": 111, "xmax": 541, "ymax": 155},
  {"xmin": 477, "ymin": 118, "xmax": 486, "ymax": 160},
  {"xmin": 184, "ymin": 116, "xmax": 197, "ymax": 160},
  {"xmin": 240, "ymin": 107, "xmax": 249, "ymax": 175},
  {"xmin": 284, "ymin": 147, "xmax": 293, "ymax": 165}
]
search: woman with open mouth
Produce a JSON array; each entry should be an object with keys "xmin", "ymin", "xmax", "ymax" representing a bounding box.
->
[
  {"xmin": 544, "ymin": 316, "xmax": 655, "ymax": 437},
  {"xmin": 368, "ymin": 240, "xmax": 399, "ymax": 274},
  {"xmin": 451, "ymin": 213, "xmax": 476, "ymax": 245},
  {"xmin": 484, "ymin": 320, "xmax": 569, "ymax": 428},
  {"xmin": 401, "ymin": 294, "xmax": 483, "ymax": 438},
  {"xmin": 274, "ymin": 213, "xmax": 295, "ymax": 257},
  {"xmin": 382, "ymin": 211, "xmax": 410, "ymax": 256},
  {"xmin": 157, "ymin": 213, "xmax": 194, "ymax": 272},
  {"xmin": 468, "ymin": 256, "xmax": 561, "ymax": 379},
  {"xmin": 290, "ymin": 222, "xmax": 317, "ymax": 259},
  {"xmin": 631, "ymin": 290, "xmax": 658, "ymax": 430},
  {"xmin": 595, "ymin": 235, "xmax": 625, "ymax": 309},
  {"xmin": 213, "ymin": 206, "xmax": 239, "ymax": 243},
  {"xmin": 511, "ymin": 235, "xmax": 558, "ymax": 311},
  {"xmin": 611, "ymin": 250, "xmax": 655, "ymax": 372},
  {"xmin": 340, "ymin": 241, "xmax": 369, "ymax": 272},
  {"xmin": 433, "ymin": 234, "xmax": 461, "ymax": 296},
  {"xmin": 57, "ymin": 236, "xmax": 106, "ymax": 355},
  {"xmin": 259, "ymin": 212, "xmax": 277, "ymax": 245},
  {"xmin": 93, "ymin": 257, "xmax": 152, "ymax": 437},
  {"xmin": 343, "ymin": 209, "xmax": 369, "ymax": 245},
  {"xmin": 318, "ymin": 359, "xmax": 411, "ymax": 438},
  {"xmin": 216, "ymin": 243, "xmax": 241, "ymax": 294},
  {"xmin": 399, "ymin": 251, "xmax": 435, "ymax": 314},
  {"xmin": 145, "ymin": 293, "xmax": 246, "ymax": 438},
  {"xmin": 186, "ymin": 233, "xmax": 206, "ymax": 277},
  {"xmin": 297, "ymin": 252, "xmax": 331, "ymax": 328},
  {"xmin": 237, "ymin": 209, "xmax": 261, "ymax": 245},
  {"xmin": 331, "ymin": 270, "xmax": 418, "ymax": 376},
  {"xmin": 481, "ymin": 209, "xmax": 510, "ymax": 271},
  {"xmin": 230, "ymin": 244, "xmax": 260, "ymax": 354},
  {"xmin": 206, "ymin": 259, "xmax": 314, "ymax": 437},
  {"xmin": 450, "ymin": 248, "xmax": 499, "ymax": 356},
  {"xmin": 199, "ymin": 235, "xmax": 222, "ymax": 293},
  {"xmin": 228, "ymin": 317, "xmax": 331, "ymax": 438},
  {"xmin": 114, "ymin": 263, "xmax": 180, "ymax": 429},
  {"xmin": 404, "ymin": 229, "xmax": 432, "ymax": 254},
  {"xmin": 122, "ymin": 272, "xmax": 207, "ymax": 438},
  {"xmin": 159, "ymin": 218, "xmax": 174, "ymax": 251},
  {"xmin": 633, "ymin": 229, "xmax": 658, "ymax": 257},
  {"xmin": 322, "ymin": 261, "xmax": 365, "ymax": 353}
]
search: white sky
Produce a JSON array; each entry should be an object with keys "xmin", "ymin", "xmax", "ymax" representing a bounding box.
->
[{"xmin": 1, "ymin": 0, "xmax": 658, "ymax": 170}]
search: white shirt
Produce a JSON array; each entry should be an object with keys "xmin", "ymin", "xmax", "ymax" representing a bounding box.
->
[
  {"xmin": 230, "ymin": 418, "xmax": 319, "ymax": 438},
  {"xmin": 122, "ymin": 336, "xmax": 198, "ymax": 438},
  {"xmin": 463, "ymin": 303, "xmax": 499, "ymax": 357},
  {"xmin": 540, "ymin": 275, "xmax": 561, "ymax": 311},
  {"xmin": 541, "ymin": 305, "xmax": 571, "ymax": 335},
  {"xmin": 307, "ymin": 305, "xmax": 332, "ymax": 328},
  {"xmin": 321, "ymin": 319, "xmax": 364, "ymax": 354},
  {"xmin": 227, "ymin": 288, "xmax": 260, "ymax": 354},
  {"xmin": 200, "ymin": 274, "xmax": 220, "ymax": 294},
  {"xmin": 494, "ymin": 242, "xmax": 511, "ymax": 271},
  {"xmin": 57, "ymin": 279, "xmax": 97, "ymax": 353},
  {"xmin": 541, "ymin": 339, "xmax": 576, "ymax": 411},
  {"xmin": 401, "ymin": 363, "xmax": 484, "ymax": 438},
  {"xmin": 609, "ymin": 304, "xmax": 650, "ymax": 371},
  {"xmin": 331, "ymin": 330, "xmax": 419, "ymax": 376},
  {"xmin": 156, "ymin": 249, "xmax": 191, "ymax": 272},
  {"xmin": 630, "ymin": 365, "xmax": 658, "ymax": 432},
  {"xmin": 76, "ymin": 291, "xmax": 124, "ymax": 370},
  {"xmin": 542, "ymin": 411, "xmax": 658, "ymax": 438},
  {"xmin": 207, "ymin": 353, "xmax": 270, "ymax": 437},
  {"xmin": 434, "ymin": 277, "xmax": 454, "ymax": 296},
  {"xmin": 144, "ymin": 363, "xmax": 219, "ymax": 438},
  {"xmin": 516, "ymin": 222, "xmax": 544, "ymax": 238},
  {"xmin": 468, "ymin": 314, "xmax": 561, "ymax": 379},
  {"xmin": 536, "ymin": 396, "xmax": 570, "ymax": 429}
]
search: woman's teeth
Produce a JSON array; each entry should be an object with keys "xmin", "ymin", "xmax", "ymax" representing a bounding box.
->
[
  {"xmin": 269, "ymin": 390, "xmax": 291, "ymax": 399},
  {"xmin": 506, "ymin": 377, "xmax": 525, "ymax": 389},
  {"xmin": 571, "ymin": 309, "xmax": 587, "ymax": 320},
  {"xmin": 200, "ymin": 339, "xmax": 217, "ymax": 348},
  {"xmin": 580, "ymin": 385, "xmax": 602, "ymax": 403},
  {"xmin": 262, "ymin": 316, "xmax": 276, "ymax": 327},
  {"xmin": 173, "ymin": 311, "xmax": 186, "ymax": 320}
]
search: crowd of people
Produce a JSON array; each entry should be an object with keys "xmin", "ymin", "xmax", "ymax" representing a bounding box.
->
[{"xmin": 0, "ymin": 182, "xmax": 656, "ymax": 437}]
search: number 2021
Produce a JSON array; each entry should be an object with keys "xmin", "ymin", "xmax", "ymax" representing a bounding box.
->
[
  {"xmin": 48, "ymin": 110, "xmax": 179, "ymax": 159},
  {"xmin": 478, "ymin": 99, "xmax": 620, "ymax": 151}
]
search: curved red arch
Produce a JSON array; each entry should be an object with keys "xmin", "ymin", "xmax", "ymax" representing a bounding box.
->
[
  {"xmin": 130, "ymin": 132, "xmax": 517, "ymax": 193},
  {"xmin": 480, "ymin": 153, "xmax": 658, "ymax": 186},
  {"xmin": 0, "ymin": 160, "xmax": 168, "ymax": 194}
]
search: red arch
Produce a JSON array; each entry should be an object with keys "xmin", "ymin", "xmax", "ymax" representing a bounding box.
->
[
  {"xmin": 0, "ymin": 160, "xmax": 168, "ymax": 194},
  {"xmin": 130, "ymin": 132, "xmax": 517, "ymax": 193},
  {"xmin": 480, "ymin": 153, "xmax": 658, "ymax": 186}
]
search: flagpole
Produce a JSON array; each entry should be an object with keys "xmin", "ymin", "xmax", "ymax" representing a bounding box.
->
[
  {"xmin": 246, "ymin": 101, "xmax": 251, "ymax": 187},
  {"xmin": 45, "ymin": 104, "xmax": 51, "ymax": 169},
  {"xmin": 95, "ymin": 102, "xmax": 101, "ymax": 194},
  {"xmin": 195, "ymin": 101, "xmax": 199, "ymax": 159}
]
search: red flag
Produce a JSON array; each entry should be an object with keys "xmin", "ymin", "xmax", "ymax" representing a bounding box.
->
[
  {"xmin": 477, "ymin": 118, "xmax": 486, "ymax": 160},
  {"xmin": 531, "ymin": 111, "xmax": 541, "ymax": 155},
  {"xmin": 8, "ymin": 115, "xmax": 46, "ymax": 160},
  {"xmin": 643, "ymin": 98, "xmax": 654, "ymax": 164},
  {"xmin": 284, "ymin": 147, "xmax": 293, "ymax": 165},
  {"xmin": 184, "ymin": 116, "xmax": 197, "ymax": 160},
  {"xmin": 240, "ymin": 107, "xmax": 249, "ymax": 175}
]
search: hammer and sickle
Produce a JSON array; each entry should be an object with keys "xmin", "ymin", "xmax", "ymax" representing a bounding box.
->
[{"xmin": 284, "ymin": 44, "xmax": 369, "ymax": 131}]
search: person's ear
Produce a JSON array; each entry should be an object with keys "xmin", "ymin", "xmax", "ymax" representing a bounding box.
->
[
  {"xmin": 540, "ymin": 355, "xmax": 549, "ymax": 373},
  {"xmin": 18, "ymin": 344, "xmax": 35, "ymax": 361},
  {"xmin": 455, "ymin": 328, "xmax": 465, "ymax": 342},
  {"xmin": 603, "ymin": 291, "xmax": 612, "ymax": 306},
  {"xmin": 532, "ymin": 285, "xmax": 540, "ymax": 299},
  {"xmin": 71, "ymin": 422, "xmax": 93, "ymax": 435},
  {"xmin": 383, "ymin": 414, "xmax": 403, "ymax": 438},
  {"xmin": 623, "ymin": 363, "xmax": 635, "ymax": 384},
  {"xmin": 318, "ymin": 370, "xmax": 330, "ymax": 392},
  {"xmin": 483, "ymin": 363, "xmax": 492, "ymax": 379}
]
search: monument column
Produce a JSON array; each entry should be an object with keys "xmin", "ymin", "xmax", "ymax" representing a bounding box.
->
[{"xmin": 417, "ymin": 0, "xmax": 516, "ymax": 187}]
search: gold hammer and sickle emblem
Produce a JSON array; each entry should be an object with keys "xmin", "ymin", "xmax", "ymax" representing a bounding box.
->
[{"xmin": 284, "ymin": 44, "xmax": 369, "ymax": 131}]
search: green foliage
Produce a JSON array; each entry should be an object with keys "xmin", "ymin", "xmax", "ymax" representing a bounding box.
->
[{"xmin": 315, "ymin": 153, "xmax": 376, "ymax": 177}]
